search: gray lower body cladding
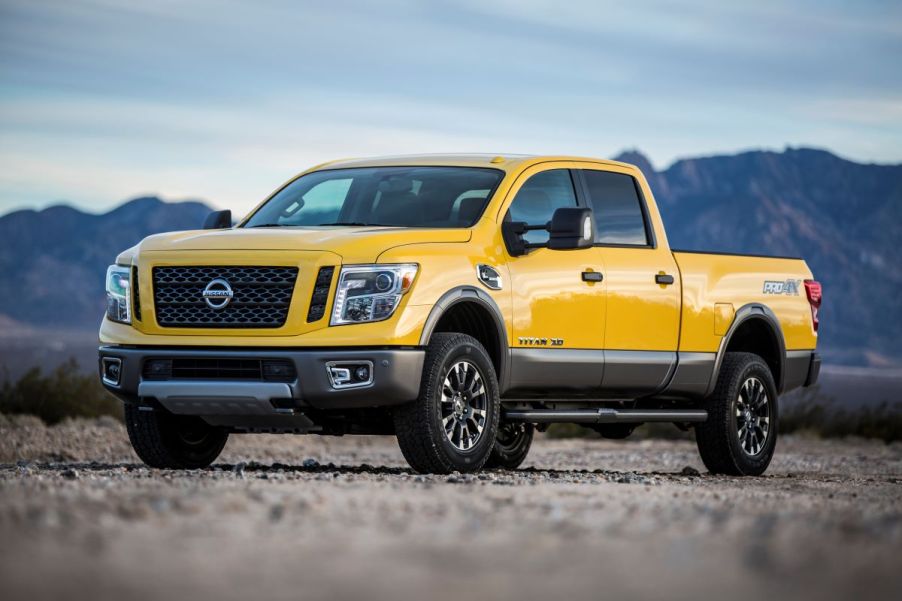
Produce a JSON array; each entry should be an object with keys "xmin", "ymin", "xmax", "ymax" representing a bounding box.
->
[
  {"xmin": 99, "ymin": 344, "xmax": 820, "ymax": 426},
  {"xmin": 504, "ymin": 348, "xmax": 819, "ymax": 399},
  {"xmin": 99, "ymin": 346, "xmax": 425, "ymax": 414},
  {"xmin": 786, "ymin": 350, "xmax": 820, "ymax": 390},
  {"xmin": 506, "ymin": 349, "xmax": 678, "ymax": 397}
]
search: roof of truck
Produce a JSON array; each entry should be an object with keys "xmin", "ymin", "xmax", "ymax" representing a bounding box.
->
[{"xmin": 310, "ymin": 153, "xmax": 635, "ymax": 172}]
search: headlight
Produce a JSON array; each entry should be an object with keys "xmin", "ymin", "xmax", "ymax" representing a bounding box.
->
[
  {"xmin": 331, "ymin": 264, "xmax": 418, "ymax": 325},
  {"xmin": 105, "ymin": 265, "xmax": 131, "ymax": 324}
]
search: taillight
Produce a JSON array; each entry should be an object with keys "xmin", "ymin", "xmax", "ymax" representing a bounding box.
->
[{"xmin": 804, "ymin": 279, "xmax": 822, "ymax": 332}]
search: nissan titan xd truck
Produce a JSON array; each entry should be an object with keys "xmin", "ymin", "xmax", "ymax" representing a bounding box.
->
[{"xmin": 99, "ymin": 154, "xmax": 821, "ymax": 476}]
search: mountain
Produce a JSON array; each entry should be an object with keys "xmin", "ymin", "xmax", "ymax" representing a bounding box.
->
[
  {"xmin": 0, "ymin": 197, "xmax": 212, "ymax": 330},
  {"xmin": 1, "ymin": 148, "xmax": 900, "ymax": 366},
  {"xmin": 614, "ymin": 147, "xmax": 902, "ymax": 366}
]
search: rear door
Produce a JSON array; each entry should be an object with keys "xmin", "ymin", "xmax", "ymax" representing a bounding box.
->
[{"xmin": 576, "ymin": 167, "xmax": 681, "ymax": 395}]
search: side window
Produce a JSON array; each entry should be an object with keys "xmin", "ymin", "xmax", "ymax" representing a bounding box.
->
[
  {"xmin": 506, "ymin": 169, "xmax": 578, "ymax": 244},
  {"xmin": 280, "ymin": 178, "xmax": 352, "ymax": 225},
  {"xmin": 581, "ymin": 170, "xmax": 649, "ymax": 245}
]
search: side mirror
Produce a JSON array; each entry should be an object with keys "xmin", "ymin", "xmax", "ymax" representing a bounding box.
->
[
  {"xmin": 502, "ymin": 207, "xmax": 595, "ymax": 256},
  {"xmin": 203, "ymin": 209, "xmax": 232, "ymax": 230},
  {"xmin": 501, "ymin": 220, "xmax": 530, "ymax": 256},
  {"xmin": 547, "ymin": 207, "xmax": 594, "ymax": 250}
]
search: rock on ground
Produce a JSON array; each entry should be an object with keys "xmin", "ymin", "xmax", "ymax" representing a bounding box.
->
[{"xmin": 1, "ymin": 416, "xmax": 900, "ymax": 601}]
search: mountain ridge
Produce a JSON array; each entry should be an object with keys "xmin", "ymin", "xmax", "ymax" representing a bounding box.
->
[
  {"xmin": 0, "ymin": 196, "xmax": 212, "ymax": 331},
  {"xmin": 613, "ymin": 147, "xmax": 902, "ymax": 366},
  {"xmin": 1, "ymin": 148, "xmax": 900, "ymax": 366}
]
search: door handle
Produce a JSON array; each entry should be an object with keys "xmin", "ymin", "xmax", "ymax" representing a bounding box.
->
[
  {"xmin": 582, "ymin": 271, "xmax": 603, "ymax": 282},
  {"xmin": 655, "ymin": 274, "xmax": 675, "ymax": 285}
]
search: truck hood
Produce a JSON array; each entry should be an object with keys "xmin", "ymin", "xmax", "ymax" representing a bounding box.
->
[{"xmin": 136, "ymin": 226, "xmax": 471, "ymax": 263}]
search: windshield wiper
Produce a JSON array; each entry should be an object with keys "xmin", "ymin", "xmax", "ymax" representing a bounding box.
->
[
  {"xmin": 319, "ymin": 221, "xmax": 390, "ymax": 227},
  {"xmin": 246, "ymin": 221, "xmax": 395, "ymax": 228}
]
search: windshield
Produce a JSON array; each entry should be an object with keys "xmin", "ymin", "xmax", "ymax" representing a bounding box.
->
[{"xmin": 243, "ymin": 166, "xmax": 505, "ymax": 228}]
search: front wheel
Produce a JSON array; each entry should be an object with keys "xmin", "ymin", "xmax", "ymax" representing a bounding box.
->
[
  {"xmin": 393, "ymin": 333, "xmax": 500, "ymax": 474},
  {"xmin": 695, "ymin": 352, "xmax": 778, "ymax": 476},
  {"xmin": 125, "ymin": 404, "xmax": 229, "ymax": 469}
]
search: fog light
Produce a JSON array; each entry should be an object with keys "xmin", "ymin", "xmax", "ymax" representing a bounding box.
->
[
  {"xmin": 101, "ymin": 357, "xmax": 122, "ymax": 386},
  {"xmin": 325, "ymin": 361, "xmax": 374, "ymax": 389}
]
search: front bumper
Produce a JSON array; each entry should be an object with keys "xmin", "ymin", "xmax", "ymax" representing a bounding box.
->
[{"xmin": 98, "ymin": 346, "xmax": 424, "ymax": 414}]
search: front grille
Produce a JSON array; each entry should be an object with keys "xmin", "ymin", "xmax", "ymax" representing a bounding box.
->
[
  {"xmin": 153, "ymin": 266, "xmax": 298, "ymax": 328},
  {"xmin": 142, "ymin": 358, "xmax": 296, "ymax": 382}
]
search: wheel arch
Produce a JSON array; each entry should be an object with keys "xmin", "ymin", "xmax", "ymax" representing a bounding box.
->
[
  {"xmin": 707, "ymin": 303, "xmax": 786, "ymax": 396},
  {"xmin": 419, "ymin": 286, "xmax": 509, "ymax": 392}
]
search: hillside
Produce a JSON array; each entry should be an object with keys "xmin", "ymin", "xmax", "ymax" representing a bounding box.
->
[
  {"xmin": 1, "ymin": 148, "xmax": 900, "ymax": 366},
  {"xmin": 0, "ymin": 197, "xmax": 211, "ymax": 329},
  {"xmin": 614, "ymin": 148, "xmax": 902, "ymax": 366}
]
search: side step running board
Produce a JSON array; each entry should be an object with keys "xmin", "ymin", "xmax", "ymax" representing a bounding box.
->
[{"xmin": 503, "ymin": 408, "xmax": 708, "ymax": 424}]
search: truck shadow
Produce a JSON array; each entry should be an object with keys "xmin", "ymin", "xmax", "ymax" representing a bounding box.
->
[
  {"xmin": 8, "ymin": 460, "xmax": 721, "ymax": 480},
  {"xmin": 6, "ymin": 461, "xmax": 870, "ymax": 483}
]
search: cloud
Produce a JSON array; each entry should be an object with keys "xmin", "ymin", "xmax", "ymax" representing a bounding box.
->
[{"xmin": 1, "ymin": 0, "xmax": 900, "ymax": 214}]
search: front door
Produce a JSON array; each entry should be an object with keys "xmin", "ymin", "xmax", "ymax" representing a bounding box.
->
[{"xmin": 503, "ymin": 167, "xmax": 607, "ymax": 394}]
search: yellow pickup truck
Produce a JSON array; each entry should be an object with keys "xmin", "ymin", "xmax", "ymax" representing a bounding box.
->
[{"xmin": 99, "ymin": 154, "xmax": 821, "ymax": 476}]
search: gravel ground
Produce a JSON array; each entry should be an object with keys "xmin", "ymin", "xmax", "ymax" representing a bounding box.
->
[{"xmin": 1, "ymin": 414, "xmax": 901, "ymax": 601}]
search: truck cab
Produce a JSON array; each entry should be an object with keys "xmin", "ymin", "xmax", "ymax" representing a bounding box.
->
[{"xmin": 100, "ymin": 154, "xmax": 821, "ymax": 475}]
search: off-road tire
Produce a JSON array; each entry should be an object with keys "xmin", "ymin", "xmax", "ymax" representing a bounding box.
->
[
  {"xmin": 695, "ymin": 352, "xmax": 778, "ymax": 476},
  {"xmin": 486, "ymin": 423, "xmax": 534, "ymax": 470},
  {"xmin": 125, "ymin": 404, "xmax": 229, "ymax": 469},
  {"xmin": 393, "ymin": 333, "xmax": 500, "ymax": 474}
]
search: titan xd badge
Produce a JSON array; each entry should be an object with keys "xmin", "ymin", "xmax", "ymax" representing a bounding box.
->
[{"xmin": 518, "ymin": 337, "xmax": 564, "ymax": 346}]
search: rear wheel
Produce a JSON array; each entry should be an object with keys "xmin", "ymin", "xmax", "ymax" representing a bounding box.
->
[
  {"xmin": 125, "ymin": 404, "xmax": 228, "ymax": 469},
  {"xmin": 486, "ymin": 422, "xmax": 534, "ymax": 469},
  {"xmin": 393, "ymin": 333, "xmax": 500, "ymax": 474},
  {"xmin": 695, "ymin": 352, "xmax": 778, "ymax": 476}
]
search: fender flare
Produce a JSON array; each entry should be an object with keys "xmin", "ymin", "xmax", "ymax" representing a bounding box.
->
[
  {"xmin": 706, "ymin": 303, "xmax": 786, "ymax": 396},
  {"xmin": 419, "ymin": 286, "xmax": 510, "ymax": 391}
]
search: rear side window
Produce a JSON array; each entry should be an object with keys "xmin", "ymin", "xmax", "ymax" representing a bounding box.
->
[
  {"xmin": 506, "ymin": 169, "xmax": 578, "ymax": 244},
  {"xmin": 581, "ymin": 170, "xmax": 649, "ymax": 246}
]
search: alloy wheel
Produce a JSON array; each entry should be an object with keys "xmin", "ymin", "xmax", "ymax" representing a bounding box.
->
[
  {"xmin": 736, "ymin": 376, "xmax": 771, "ymax": 456},
  {"xmin": 440, "ymin": 360, "xmax": 488, "ymax": 451}
]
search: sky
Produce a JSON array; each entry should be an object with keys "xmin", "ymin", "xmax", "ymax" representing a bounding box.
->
[{"xmin": 1, "ymin": 0, "xmax": 901, "ymax": 217}]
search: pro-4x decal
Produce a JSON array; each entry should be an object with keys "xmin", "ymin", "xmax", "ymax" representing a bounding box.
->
[{"xmin": 763, "ymin": 279, "xmax": 800, "ymax": 295}]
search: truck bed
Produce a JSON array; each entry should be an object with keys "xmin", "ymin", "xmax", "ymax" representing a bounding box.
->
[{"xmin": 672, "ymin": 250, "xmax": 817, "ymax": 355}]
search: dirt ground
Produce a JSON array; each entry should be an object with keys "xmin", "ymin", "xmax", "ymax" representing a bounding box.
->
[{"xmin": 1, "ymin": 415, "xmax": 900, "ymax": 601}]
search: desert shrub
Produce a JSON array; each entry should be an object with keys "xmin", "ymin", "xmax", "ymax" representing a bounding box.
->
[
  {"xmin": 0, "ymin": 358, "xmax": 123, "ymax": 424},
  {"xmin": 544, "ymin": 386, "xmax": 902, "ymax": 443},
  {"xmin": 781, "ymin": 391, "xmax": 901, "ymax": 443}
]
